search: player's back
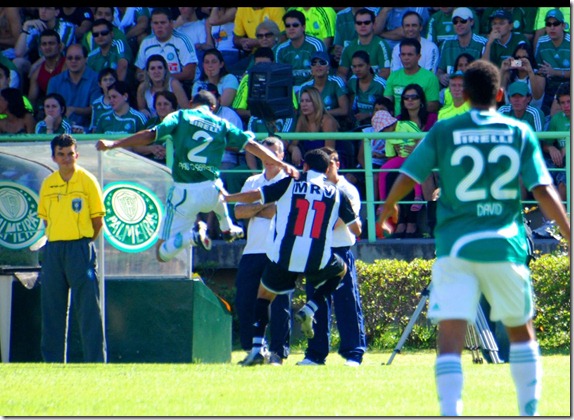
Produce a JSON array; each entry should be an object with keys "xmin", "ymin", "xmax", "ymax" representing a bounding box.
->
[{"xmin": 402, "ymin": 109, "xmax": 552, "ymax": 263}]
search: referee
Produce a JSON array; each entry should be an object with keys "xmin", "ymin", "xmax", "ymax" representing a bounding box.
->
[{"xmin": 38, "ymin": 134, "xmax": 106, "ymax": 362}]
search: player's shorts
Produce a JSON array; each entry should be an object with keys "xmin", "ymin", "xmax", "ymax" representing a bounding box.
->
[
  {"xmin": 261, "ymin": 253, "xmax": 347, "ymax": 295},
  {"xmin": 159, "ymin": 179, "xmax": 224, "ymax": 240},
  {"xmin": 428, "ymin": 256, "xmax": 533, "ymax": 327}
]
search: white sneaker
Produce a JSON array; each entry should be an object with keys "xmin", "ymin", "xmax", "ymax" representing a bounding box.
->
[
  {"xmin": 191, "ymin": 221, "xmax": 212, "ymax": 251},
  {"xmin": 222, "ymin": 224, "xmax": 244, "ymax": 243},
  {"xmin": 296, "ymin": 358, "xmax": 321, "ymax": 366},
  {"xmin": 295, "ymin": 305, "xmax": 315, "ymax": 339},
  {"xmin": 344, "ymin": 360, "xmax": 360, "ymax": 367}
]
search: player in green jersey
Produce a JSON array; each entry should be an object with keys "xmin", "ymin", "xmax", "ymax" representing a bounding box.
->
[
  {"xmin": 96, "ymin": 90, "xmax": 299, "ymax": 263},
  {"xmin": 377, "ymin": 59, "xmax": 570, "ymax": 416}
]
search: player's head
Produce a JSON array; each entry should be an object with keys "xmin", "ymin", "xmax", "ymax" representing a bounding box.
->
[
  {"xmin": 190, "ymin": 90, "xmax": 217, "ymax": 111},
  {"xmin": 463, "ymin": 59, "xmax": 501, "ymax": 107},
  {"xmin": 303, "ymin": 149, "xmax": 330, "ymax": 174}
]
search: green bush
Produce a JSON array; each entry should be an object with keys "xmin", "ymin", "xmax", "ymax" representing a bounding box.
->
[{"xmin": 356, "ymin": 255, "xmax": 571, "ymax": 351}]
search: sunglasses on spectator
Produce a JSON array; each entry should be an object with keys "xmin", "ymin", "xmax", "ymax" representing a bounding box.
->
[
  {"xmin": 355, "ymin": 20, "xmax": 372, "ymax": 26},
  {"xmin": 93, "ymin": 29, "xmax": 111, "ymax": 38},
  {"xmin": 311, "ymin": 59, "xmax": 328, "ymax": 66},
  {"xmin": 256, "ymin": 32, "xmax": 274, "ymax": 39},
  {"xmin": 66, "ymin": 55, "xmax": 84, "ymax": 61},
  {"xmin": 285, "ymin": 23, "xmax": 301, "ymax": 28},
  {"xmin": 403, "ymin": 94, "xmax": 420, "ymax": 101},
  {"xmin": 546, "ymin": 20, "xmax": 562, "ymax": 27},
  {"xmin": 452, "ymin": 18, "xmax": 468, "ymax": 25}
]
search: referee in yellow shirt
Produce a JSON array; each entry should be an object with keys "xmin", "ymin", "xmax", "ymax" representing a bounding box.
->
[{"xmin": 37, "ymin": 134, "xmax": 106, "ymax": 362}]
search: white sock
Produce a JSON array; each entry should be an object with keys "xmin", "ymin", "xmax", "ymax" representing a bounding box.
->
[
  {"xmin": 305, "ymin": 301, "xmax": 318, "ymax": 314},
  {"xmin": 213, "ymin": 197, "xmax": 231, "ymax": 231},
  {"xmin": 158, "ymin": 232, "xmax": 187, "ymax": 261},
  {"xmin": 435, "ymin": 354, "xmax": 463, "ymax": 416},
  {"xmin": 509, "ymin": 341, "xmax": 541, "ymax": 416}
]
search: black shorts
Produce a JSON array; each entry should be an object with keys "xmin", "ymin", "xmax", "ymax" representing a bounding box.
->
[{"xmin": 261, "ymin": 253, "xmax": 347, "ymax": 294}]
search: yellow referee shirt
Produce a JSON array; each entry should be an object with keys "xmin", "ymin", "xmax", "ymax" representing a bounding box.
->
[{"xmin": 38, "ymin": 166, "xmax": 105, "ymax": 241}]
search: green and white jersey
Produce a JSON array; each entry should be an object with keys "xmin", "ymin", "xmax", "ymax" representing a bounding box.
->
[
  {"xmin": 299, "ymin": 75, "xmax": 348, "ymax": 111},
  {"xmin": 339, "ymin": 35, "xmax": 392, "ymax": 75},
  {"xmin": 497, "ymin": 104, "xmax": 546, "ymax": 132},
  {"xmin": 275, "ymin": 35, "xmax": 327, "ymax": 88},
  {"xmin": 438, "ymin": 34, "xmax": 488, "ymax": 74},
  {"xmin": 154, "ymin": 105, "xmax": 254, "ymax": 183},
  {"xmin": 95, "ymin": 108, "xmax": 148, "ymax": 135},
  {"xmin": 89, "ymin": 96, "xmax": 112, "ymax": 133},
  {"xmin": 401, "ymin": 109, "xmax": 553, "ymax": 263},
  {"xmin": 547, "ymin": 111, "xmax": 570, "ymax": 150}
]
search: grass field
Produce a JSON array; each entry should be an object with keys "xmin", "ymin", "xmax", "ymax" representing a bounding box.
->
[{"xmin": 0, "ymin": 350, "xmax": 570, "ymax": 416}]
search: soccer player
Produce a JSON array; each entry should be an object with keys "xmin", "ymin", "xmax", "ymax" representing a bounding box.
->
[
  {"xmin": 95, "ymin": 90, "xmax": 299, "ymax": 262},
  {"xmin": 224, "ymin": 149, "xmax": 362, "ymax": 366},
  {"xmin": 377, "ymin": 59, "xmax": 570, "ymax": 416}
]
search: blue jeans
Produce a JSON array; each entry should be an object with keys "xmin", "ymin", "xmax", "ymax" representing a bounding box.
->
[{"xmin": 304, "ymin": 247, "xmax": 366, "ymax": 364}]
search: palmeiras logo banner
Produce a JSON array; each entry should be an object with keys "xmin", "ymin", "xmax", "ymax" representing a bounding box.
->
[
  {"xmin": 0, "ymin": 182, "xmax": 44, "ymax": 249},
  {"xmin": 103, "ymin": 182, "xmax": 164, "ymax": 253}
]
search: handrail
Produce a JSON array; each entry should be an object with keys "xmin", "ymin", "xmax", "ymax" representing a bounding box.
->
[{"xmin": 1, "ymin": 130, "xmax": 569, "ymax": 242}]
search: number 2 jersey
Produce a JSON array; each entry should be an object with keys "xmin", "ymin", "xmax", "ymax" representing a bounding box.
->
[
  {"xmin": 260, "ymin": 170, "xmax": 359, "ymax": 273},
  {"xmin": 153, "ymin": 105, "xmax": 254, "ymax": 183},
  {"xmin": 401, "ymin": 109, "xmax": 553, "ymax": 264}
]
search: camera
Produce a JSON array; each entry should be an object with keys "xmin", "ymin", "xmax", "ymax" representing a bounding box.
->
[{"xmin": 511, "ymin": 59, "xmax": 522, "ymax": 68}]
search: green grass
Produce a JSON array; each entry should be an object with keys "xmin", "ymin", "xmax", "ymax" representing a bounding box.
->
[{"xmin": 0, "ymin": 350, "xmax": 570, "ymax": 416}]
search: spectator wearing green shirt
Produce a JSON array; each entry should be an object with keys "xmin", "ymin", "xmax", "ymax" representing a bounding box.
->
[
  {"xmin": 332, "ymin": 7, "xmax": 378, "ymax": 66},
  {"xmin": 86, "ymin": 19, "xmax": 129, "ymax": 84},
  {"xmin": 543, "ymin": 82, "xmax": 569, "ymax": 201},
  {"xmin": 497, "ymin": 81, "xmax": 546, "ymax": 132},
  {"xmin": 426, "ymin": 7, "xmax": 480, "ymax": 50},
  {"xmin": 35, "ymin": 92, "xmax": 73, "ymax": 134},
  {"xmin": 478, "ymin": 8, "xmax": 536, "ymax": 43},
  {"xmin": 384, "ymin": 38, "xmax": 440, "ymax": 116},
  {"xmin": 94, "ymin": 80, "xmax": 147, "ymax": 135},
  {"xmin": 481, "ymin": 9, "xmax": 530, "ymax": 68},
  {"xmin": 289, "ymin": 7, "xmax": 336, "ymax": 50}
]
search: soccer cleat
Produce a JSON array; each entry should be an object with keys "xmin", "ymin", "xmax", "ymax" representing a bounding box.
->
[
  {"xmin": 296, "ymin": 358, "xmax": 321, "ymax": 366},
  {"xmin": 344, "ymin": 359, "xmax": 360, "ymax": 367},
  {"xmin": 191, "ymin": 221, "xmax": 212, "ymax": 251},
  {"xmin": 295, "ymin": 306, "xmax": 315, "ymax": 339},
  {"xmin": 269, "ymin": 352, "xmax": 283, "ymax": 366},
  {"xmin": 239, "ymin": 350, "xmax": 268, "ymax": 366},
  {"xmin": 221, "ymin": 224, "xmax": 244, "ymax": 243}
]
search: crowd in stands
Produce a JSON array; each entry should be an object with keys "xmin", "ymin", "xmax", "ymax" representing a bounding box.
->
[{"xmin": 0, "ymin": 6, "xmax": 570, "ymax": 238}]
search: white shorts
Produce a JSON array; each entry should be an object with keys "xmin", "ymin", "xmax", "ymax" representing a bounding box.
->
[
  {"xmin": 428, "ymin": 257, "xmax": 533, "ymax": 327},
  {"xmin": 159, "ymin": 179, "xmax": 224, "ymax": 240}
]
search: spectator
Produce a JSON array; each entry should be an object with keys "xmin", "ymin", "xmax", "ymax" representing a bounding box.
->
[
  {"xmin": 204, "ymin": 8, "xmax": 241, "ymax": 71},
  {"xmin": 14, "ymin": 7, "xmax": 75, "ymax": 77},
  {"xmin": 232, "ymin": 7, "xmax": 285, "ymax": 66},
  {"xmin": 88, "ymin": 67, "xmax": 116, "ymax": 133},
  {"xmin": 534, "ymin": 9, "xmax": 570, "ymax": 116},
  {"xmin": 290, "ymin": 85, "xmax": 339, "ymax": 167},
  {"xmin": 482, "ymin": 9, "xmax": 529, "ymax": 68},
  {"xmin": 347, "ymin": 50, "xmax": 387, "ymax": 127},
  {"xmin": 115, "ymin": 7, "xmax": 151, "ymax": 54},
  {"xmin": 543, "ymin": 82, "xmax": 570, "ymax": 201},
  {"xmin": 426, "ymin": 7, "xmax": 481, "ymax": 49},
  {"xmin": 289, "ymin": 7, "xmax": 337, "ymax": 50},
  {"xmin": 438, "ymin": 70, "xmax": 470, "ymax": 120},
  {"xmin": 436, "ymin": 8, "xmax": 488, "ymax": 88},
  {"xmin": 236, "ymin": 20, "xmax": 282, "ymax": 77},
  {"xmin": 58, "ymin": 7, "xmax": 93, "ymax": 41},
  {"xmin": 337, "ymin": 8, "xmax": 391, "ymax": 81},
  {"xmin": 135, "ymin": 8, "xmax": 198, "ymax": 88},
  {"xmin": 299, "ymin": 50, "xmax": 350, "ymax": 129},
  {"xmin": 390, "ymin": 11, "xmax": 439, "ymax": 73},
  {"xmin": 0, "ymin": 50, "xmax": 20, "ymax": 89},
  {"xmin": 297, "ymin": 146, "xmax": 366, "ymax": 367},
  {"xmin": 0, "ymin": 62, "xmax": 33, "ymax": 117},
  {"xmin": 46, "ymin": 43, "xmax": 100, "ymax": 131},
  {"xmin": 138, "ymin": 90, "xmax": 179, "ymax": 164},
  {"xmin": 500, "ymin": 43, "xmax": 545, "ymax": 111},
  {"xmin": 498, "ymin": 81, "xmax": 546, "ymax": 132},
  {"xmin": 35, "ymin": 92, "xmax": 72, "ymax": 134},
  {"xmin": 136, "ymin": 54, "xmax": 189, "ymax": 119},
  {"xmin": 233, "ymin": 136, "xmax": 292, "ymax": 365},
  {"xmin": 93, "ymin": 80, "xmax": 147, "ymax": 135},
  {"xmin": 275, "ymin": 9, "xmax": 327, "ymax": 94},
  {"xmin": 384, "ymin": 38, "xmax": 441, "ymax": 116},
  {"xmin": 174, "ymin": 7, "xmax": 209, "ymax": 66},
  {"xmin": 191, "ymin": 48, "xmax": 238, "ymax": 108},
  {"xmin": 332, "ymin": 7, "xmax": 378, "ymax": 66},
  {"xmin": 374, "ymin": 7, "xmax": 431, "ymax": 50},
  {"xmin": 27, "ymin": 29, "xmax": 66, "ymax": 115},
  {"xmin": 0, "ymin": 87, "xmax": 34, "ymax": 133},
  {"xmin": 440, "ymin": 52, "xmax": 475, "ymax": 108},
  {"xmin": 0, "ymin": 7, "xmax": 22, "ymax": 58},
  {"xmin": 532, "ymin": 7, "xmax": 570, "ymax": 47},
  {"xmin": 479, "ymin": 8, "xmax": 536, "ymax": 42},
  {"xmin": 82, "ymin": 7, "xmax": 132, "ymax": 59},
  {"xmin": 86, "ymin": 19, "xmax": 129, "ymax": 84},
  {"xmin": 398, "ymin": 83, "xmax": 437, "ymax": 131},
  {"xmin": 373, "ymin": 109, "xmax": 423, "ymax": 236}
]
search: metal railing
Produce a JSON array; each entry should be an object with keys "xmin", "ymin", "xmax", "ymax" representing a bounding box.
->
[{"xmin": 1, "ymin": 130, "xmax": 569, "ymax": 243}]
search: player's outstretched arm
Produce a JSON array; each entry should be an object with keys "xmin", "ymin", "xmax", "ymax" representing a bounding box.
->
[
  {"xmin": 95, "ymin": 129, "xmax": 156, "ymax": 151},
  {"xmin": 244, "ymin": 139, "xmax": 300, "ymax": 179},
  {"xmin": 531, "ymin": 184, "xmax": 571, "ymax": 244}
]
